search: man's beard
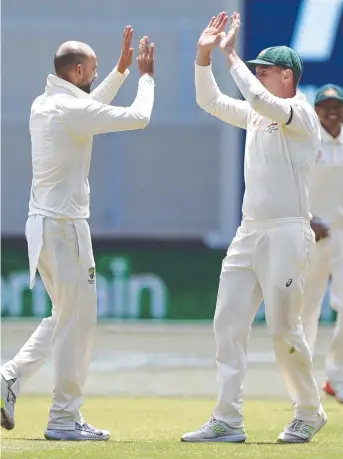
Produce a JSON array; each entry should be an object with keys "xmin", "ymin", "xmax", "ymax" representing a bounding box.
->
[{"xmin": 77, "ymin": 82, "xmax": 92, "ymax": 94}]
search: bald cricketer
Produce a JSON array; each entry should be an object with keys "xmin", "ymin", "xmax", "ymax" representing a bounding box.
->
[{"xmin": 1, "ymin": 28, "xmax": 155, "ymax": 440}]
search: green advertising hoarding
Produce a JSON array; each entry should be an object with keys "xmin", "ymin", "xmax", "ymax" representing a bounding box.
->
[{"xmin": 1, "ymin": 240, "xmax": 335, "ymax": 322}]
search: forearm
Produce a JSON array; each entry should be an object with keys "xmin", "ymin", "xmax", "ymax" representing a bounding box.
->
[
  {"xmin": 196, "ymin": 49, "xmax": 212, "ymax": 67},
  {"xmin": 129, "ymin": 74, "xmax": 155, "ymax": 119},
  {"xmin": 90, "ymin": 67, "xmax": 129, "ymax": 105},
  {"xmin": 225, "ymin": 49, "xmax": 242, "ymax": 69},
  {"xmin": 194, "ymin": 61, "xmax": 248, "ymax": 129},
  {"xmin": 66, "ymin": 74, "xmax": 155, "ymax": 136}
]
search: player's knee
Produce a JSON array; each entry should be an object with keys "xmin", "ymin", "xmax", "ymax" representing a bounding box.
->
[{"xmin": 214, "ymin": 318, "xmax": 250, "ymax": 347}]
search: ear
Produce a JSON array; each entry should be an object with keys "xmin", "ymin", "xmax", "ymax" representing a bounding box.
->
[
  {"xmin": 283, "ymin": 69, "xmax": 292, "ymax": 82},
  {"xmin": 76, "ymin": 63, "xmax": 83, "ymax": 77}
]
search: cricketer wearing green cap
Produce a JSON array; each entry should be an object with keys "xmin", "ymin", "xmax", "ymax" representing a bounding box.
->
[
  {"xmin": 315, "ymin": 83, "xmax": 343, "ymax": 105},
  {"xmin": 301, "ymin": 83, "xmax": 343, "ymax": 405},
  {"xmin": 187, "ymin": 10, "xmax": 327, "ymax": 445},
  {"xmin": 245, "ymin": 45, "xmax": 303, "ymax": 86}
]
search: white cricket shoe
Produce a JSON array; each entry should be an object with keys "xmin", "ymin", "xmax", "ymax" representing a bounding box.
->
[
  {"xmin": 277, "ymin": 411, "xmax": 327, "ymax": 443},
  {"xmin": 181, "ymin": 417, "xmax": 246, "ymax": 443},
  {"xmin": 44, "ymin": 421, "xmax": 111, "ymax": 441},
  {"xmin": 1, "ymin": 375, "xmax": 17, "ymax": 430}
]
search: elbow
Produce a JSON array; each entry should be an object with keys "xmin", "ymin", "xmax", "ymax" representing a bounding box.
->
[
  {"xmin": 195, "ymin": 89, "xmax": 222, "ymax": 116},
  {"xmin": 196, "ymin": 95, "xmax": 216, "ymax": 115},
  {"xmin": 136, "ymin": 113, "xmax": 151, "ymax": 129},
  {"xmin": 195, "ymin": 92, "xmax": 207, "ymax": 111},
  {"xmin": 126, "ymin": 109, "xmax": 151, "ymax": 130}
]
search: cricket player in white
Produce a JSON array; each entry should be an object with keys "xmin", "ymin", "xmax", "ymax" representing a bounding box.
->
[
  {"xmin": 181, "ymin": 12, "xmax": 327, "ymax": 444},
  {"xmin": 302, "ymin": 84, "xmax": 343, "ymax": 403},
  {"xmin": 1, "ymin": 27, "xmax": 155, "ymax": 440}
]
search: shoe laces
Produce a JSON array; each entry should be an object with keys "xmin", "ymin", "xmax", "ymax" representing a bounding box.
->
[
  {"xmin": 200, "ymin": 417, "xmax": 214, "ymax": 429},
  {"xmin": 76, "ymin": 421, "xmax": 102, "ymax": 435},
  {"xmin": 285, "ymin": 418, "xmax": 315, "ymax": 436}
]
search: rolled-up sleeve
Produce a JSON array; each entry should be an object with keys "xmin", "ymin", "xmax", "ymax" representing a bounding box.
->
[
  {"xmin": 64, "ymin": 74, "xmax": 155, "ymax": 136},
  {"xmin": 230, "ymin": 61, "xmax": 318, "ymax": 137},
  {"xmin": 195, "ymin": 63, "xmax": 250, "ymax": 130},
  {"xmin": 90, "ymin": 67, "xmax": 130, "ymax": 105}
]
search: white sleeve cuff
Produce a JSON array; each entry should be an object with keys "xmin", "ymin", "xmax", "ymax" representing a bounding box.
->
[
  {"xmin": 139, "ymin": 74, "xmax": 155, "ymax": 85},
  {"xmin": 194, "ymin": 62, "xmax": 212, "ymax": 71},
  {"xmin": 114, "ymin": 67, "xmax": 130, "ymax": 78}
]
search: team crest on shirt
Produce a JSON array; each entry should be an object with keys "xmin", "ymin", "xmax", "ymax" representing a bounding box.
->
[
  {"xmin": 88, "ymin": 267, "xmax": 95, "ymax": 284},
  {"xmin": 265, "ymin": 122, "xmax": 279, "ymax": 133}
]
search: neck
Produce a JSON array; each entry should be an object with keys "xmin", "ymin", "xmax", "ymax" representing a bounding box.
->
[
  {"xmin": 321, "ymin": 122, "xmax": 341, "ymax": 139},
  {"xmin": 274, "ymin": 86, "xmax": 296, "ymax": 99},
  {"xmin": 56, "ymin": 71, "xmax": 74, "ymax": 86}
]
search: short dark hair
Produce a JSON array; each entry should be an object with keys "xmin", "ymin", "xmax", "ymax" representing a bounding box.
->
[
  {"xmin": 54, "ymin": 49, "xmax": 87, "ymax": 76},
  {"xmin": 292, "ymin": 71, "xmax": 300, "ymax": 90}
]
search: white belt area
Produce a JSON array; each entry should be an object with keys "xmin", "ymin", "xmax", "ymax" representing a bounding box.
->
[{"xmin": 25, "ymin": 215, "xmax": 44, "ymax": 289}]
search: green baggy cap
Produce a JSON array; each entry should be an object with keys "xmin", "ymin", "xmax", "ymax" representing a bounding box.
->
[
  {"xmin": 314, "ymin": 84, "xmax": 343, "ymax": 105},
  {"xmin": 246, "ymin": 45, "xmax": 303, "ymax": 81}
]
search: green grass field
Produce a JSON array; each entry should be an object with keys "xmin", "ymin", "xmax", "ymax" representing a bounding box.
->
[{"xmin": 1, "ymin": 396, "xmax": 342, "ymax": 459}]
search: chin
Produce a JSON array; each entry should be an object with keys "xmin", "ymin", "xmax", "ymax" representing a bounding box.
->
[{"xmin": 78, "ymin": 84, "xmax": 92, "ymax": 94}]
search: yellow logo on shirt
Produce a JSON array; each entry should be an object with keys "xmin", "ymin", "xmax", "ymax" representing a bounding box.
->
[{"xmin": 88, "ymin": 267, "xmax": 95, "ymax": 284}]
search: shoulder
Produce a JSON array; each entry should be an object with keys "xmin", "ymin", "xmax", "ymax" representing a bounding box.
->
[
  {"xmin": 30, "ymin": 93, "xmax": 46, "ymax": 112},
  {"xmin": 58, "ymin": 96, "xmax": 102, "ymax": 115},
  {"xmin": 291, "ymin": 98, "xmax": 316, "ymax": 116},
  {"xmin": 289, "ymin": 99, "xmax": 320, "ymax": 134}
]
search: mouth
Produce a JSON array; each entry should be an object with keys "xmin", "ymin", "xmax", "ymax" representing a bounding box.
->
[{"xmin": 328, "ymin": 114, "xmax": 338, "ymax": 120}]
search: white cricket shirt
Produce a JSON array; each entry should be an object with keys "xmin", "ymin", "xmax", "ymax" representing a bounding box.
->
[
  {"xmin": 195, "ymin": 61, "xmax": 321, "ymax": 221},
  {"xmin": 310, "ymin": 125, "xmax": 343, "ymax": 225},
  {"xmin": 28, "ymin": 68, "xmax": 154, "ymax": 219}
]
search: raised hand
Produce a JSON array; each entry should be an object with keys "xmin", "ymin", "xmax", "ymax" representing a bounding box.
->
[
  {"xmin": 137, "ymin": 36, "xmax": 155, "ymax": 76},
  {"xmin": 117, "ymin": 26, "xmax": 134, "ymax": 74},
  {"xmin": 198, "ymin": 12, "xmax": 229, "ymax": 52},
  {"xmin": 219, "ymin": 12, "xmax": 241, "ymax": 54}
]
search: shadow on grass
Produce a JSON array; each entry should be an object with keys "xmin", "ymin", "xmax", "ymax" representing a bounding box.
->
[
  {"xmin": 3, "ymin": 438, "xmax": 136, "ymax": 443},
  {"xmin": 245, "ymin": 441, "xmax": 278, "ymax": 445}
]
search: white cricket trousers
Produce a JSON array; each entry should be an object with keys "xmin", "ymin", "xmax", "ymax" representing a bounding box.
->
[
  {"xmin": 302, "ymin": 226, "xmax": 343, "ymax": 384},
  {"xmin": 2, "ymin": 217, "xmax": 97, "ymax": 430},
  {"xmin": 212, "ymin": 218, "xmax": 323, "ymax": 426}
]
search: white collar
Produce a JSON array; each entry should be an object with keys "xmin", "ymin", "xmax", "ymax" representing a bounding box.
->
[
  {"xmin": 45, "ymin": 74, "xmax": 90, "ymax": 99},
  {"xmin": 286, "ymin": 89, "xmax": 307, "ymax": 102},
  {"xmin": 295, "ymin": 89, "xmax": 305, "ymax": 100},
  {"xmin": 320, "ymin": 124, "xmax": 343, "ymax": 144}
]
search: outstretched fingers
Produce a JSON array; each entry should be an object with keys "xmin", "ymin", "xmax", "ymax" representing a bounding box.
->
[{"xmin": 213, "ymin": 12, "xmax": 229, "ymax": 32}]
